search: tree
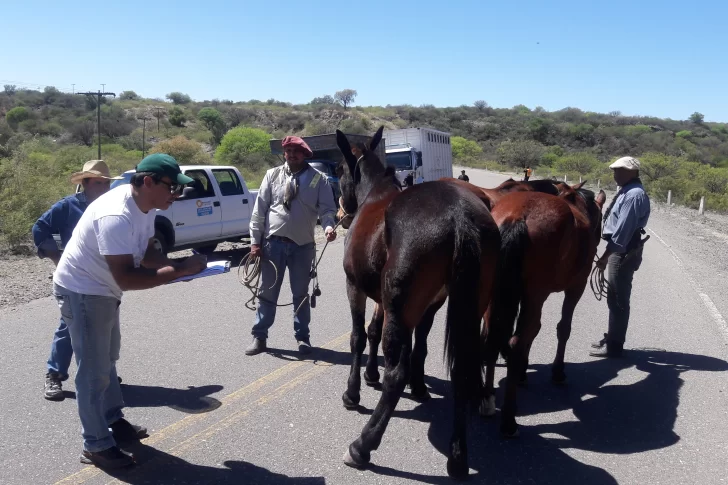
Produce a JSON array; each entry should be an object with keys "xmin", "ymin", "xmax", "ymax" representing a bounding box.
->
[
  {"xmin": 6, "ymin": 107, "xmax": 30, "ymax": 128},
  {"xmin": 166, "ymin": 92, "xmax": 192, "ymax": 105},
  {"xmin": 4, "ymin": 85, "xmax": 16, "ymax": 95},
  {"xmin": 149, "ymin": 136, "xmax": 210, "ymax": 165},
  {"xmin": 311, "ymin": 95, "xmax": 335, "ymax": 105},
  {"xmin": 215, "ymin": 126, "xmax": 272, "ymax": 166},
  {"xmin": 496, "ymin": 140, "xmax": 545, "ymax": 168},
  {"xmin": 451, "ymin": 136, "xmax": 483, "ymax": 164},
  {"xmin": 474, "ymin": 100, "xmax": 488, "ymax": 111},
  {"xmin": 689, "ymin": 112, "xmax": 704, "ymax": 124},
  {"xmin": 553, "ymin": 153, "xmax": 601, "ymax": 175},
  {"xmin": 168, "ymin": 107, "xmax": 187, "ymax": 127},
  {"xmin": 119, "ymin": 91, "xmax": 139, "ymax": 100},
  {"xmin": 334, "ymin": 89, "xmax": 357, "ymax": 109},
  {"xmin": 197, "ymin": 107, "xmax": 227, "ymax": 145}
]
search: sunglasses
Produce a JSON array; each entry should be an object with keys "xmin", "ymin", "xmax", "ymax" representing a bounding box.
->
[{"xmin": 157, "ymin": 179, "xmax": 184, "ymax": 195}]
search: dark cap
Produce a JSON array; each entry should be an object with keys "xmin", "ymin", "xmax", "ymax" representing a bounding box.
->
[{"xmin": 136, "ymin": 153, "xmax": 194, "ymax": 185}]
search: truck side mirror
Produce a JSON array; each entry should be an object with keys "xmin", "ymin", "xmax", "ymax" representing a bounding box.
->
[
  {"xmin": 416, "ymin": 152, "xmax": 423, "ymax": 167},
  {"xmin": 181, "ymin": 186, "xmax": 197, "ymax": 199}
]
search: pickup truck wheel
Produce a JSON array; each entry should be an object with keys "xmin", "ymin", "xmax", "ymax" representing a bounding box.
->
[
  {"xmin": 152, "ymin": 229, "xmax": 169, "ymax": 255},
  {"xmin": 196, "ymin": 244, "xmax": 218, "ymax": 255}
]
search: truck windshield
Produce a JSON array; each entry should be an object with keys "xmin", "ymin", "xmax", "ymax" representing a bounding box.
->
[
  {"xmin": 385, "ymin": 152, "xmax": 412, "ymax": 170},
  {"xmin": 111, "ymin": 172, "xmax": 134, "ymax": 189}
]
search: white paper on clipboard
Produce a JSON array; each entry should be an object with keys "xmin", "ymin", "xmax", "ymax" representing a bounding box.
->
[{"xmin": 169, "ymin": 261, "xmax": 231, "ymax": 284}]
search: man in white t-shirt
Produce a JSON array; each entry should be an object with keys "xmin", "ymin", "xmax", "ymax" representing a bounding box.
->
[{"xmin": 53, "ymin": 153, "xmax": 207, "ymax": 469}]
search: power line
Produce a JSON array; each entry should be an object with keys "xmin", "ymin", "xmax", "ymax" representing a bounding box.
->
[{"xmin": 76, "ymin": 90, "xmax": 116, "ymax": 159}]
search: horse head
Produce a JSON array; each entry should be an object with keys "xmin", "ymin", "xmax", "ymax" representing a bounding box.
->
[
  {"xmin": 335, "ymin": 126, "xmax": 396, "ymax": 225},
  {"xmin": 559, "ymin": 181, "xmax": 607, "ymax": 241}
]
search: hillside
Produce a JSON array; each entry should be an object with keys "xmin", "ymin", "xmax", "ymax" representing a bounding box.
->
[{"xmin": 1, "ymin": 85, "xmax": 727, "ymax": 249}]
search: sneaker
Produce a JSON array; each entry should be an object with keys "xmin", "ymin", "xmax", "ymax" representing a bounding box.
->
[
  {"xmin": 44, "ymin": 373, "xmax": 64, "ymax": 401},
  {"xmin": 589, "ymin": 342, "xmax": 624, "ymax": 358},
  {"xmin": 591, "ymin": 333, "xmax": 609, "ymax": 349},
  {"xmin": 297, "ymin": 338, "xmax": 312, "ymax": 355},
  {"xmin": 80, "ymin": 446, "xmax": 134, "ymax": 469},
  {"xmin": 110, "ymin": 418, "xmax": 148, "ymax": 443},
  {"xmin": 245, "ymin": 337, "xmax": 267, "ymax": 356}
]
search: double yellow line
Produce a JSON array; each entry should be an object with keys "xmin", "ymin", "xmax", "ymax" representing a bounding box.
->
[{"xmin": 54, "ymin": 331, "xmax": 352, "ymax": 485}]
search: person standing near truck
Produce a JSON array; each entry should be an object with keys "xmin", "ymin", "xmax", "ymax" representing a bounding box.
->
[
  {"xmin": 33, "ymin": 160, "xmax": 123, "ymax": 401},
  {"xmin": 245, "ymin": 136, "xmax": 338, "ymax": 356},
  {"xmin": 523, "ymin": 166, "xmax": 532, "ymax": 181},
  {"xmin": 52, "ymin": 153, "xmax": 207, "ymax": 468},
  {"xmin": 457, "ymin": 170, "xmax": 470, "ymax": 182}
]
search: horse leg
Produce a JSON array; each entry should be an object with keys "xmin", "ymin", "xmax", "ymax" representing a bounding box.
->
[
  {"xmin": 552, "ymin": 284, "xmax": 585, "ymax": 384},
  {"xmin": 342, "ymin": 280, "xmax": 368, "ymax": 410},
  {"xmin": 344, "ymin": 313, "xmax": 412, "ymax": 469},
  {"xmin": 480, "ymin": 304, "xmax": 498, "ymax": 417},
  {"xmin": 363, "ymin": 303, "xmax": 384, "ymax": 387},
  {"xmin": 409, "ymin": 299, "xmax": 444, "ymax": 401},
  {"xmin": 500, "ymin": 300, "xmax": 543, "ymax": 438}
]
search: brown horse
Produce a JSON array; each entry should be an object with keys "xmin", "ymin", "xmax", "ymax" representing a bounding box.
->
[
  {"xmin": 480, "ymin": 182, "xmax": 606, "ymax": 438},
  {"xmin": 335, "ymin": 127, "xmax": 501, "ymax": 478}
]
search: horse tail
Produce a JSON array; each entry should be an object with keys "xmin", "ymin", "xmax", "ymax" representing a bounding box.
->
[
  {"xmin": 491, "ymin": 218, "xmax": 529, "ymax": 360},
  {"xmin": 445, "ymin": 209, "xmax": 486, "ymax": 408}
]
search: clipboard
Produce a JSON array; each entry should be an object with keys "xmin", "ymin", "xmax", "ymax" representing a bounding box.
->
[{"xmin": 169, "ymin": 261, "xmax": 231, "ymax": 284}]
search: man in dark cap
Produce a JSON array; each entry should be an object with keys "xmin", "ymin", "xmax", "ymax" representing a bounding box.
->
[
  {"xmin": 245, "ymin": 136, "xmax": 338, "ymax": 356},
  {"xmin": 52, "ymin": 153, "xmax": 207, "ymax": 469}
]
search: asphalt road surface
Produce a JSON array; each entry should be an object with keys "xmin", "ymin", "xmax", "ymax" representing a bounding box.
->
[{"xmin": 2, "ymin": 168, "xmax": 727, "ymax": 485}]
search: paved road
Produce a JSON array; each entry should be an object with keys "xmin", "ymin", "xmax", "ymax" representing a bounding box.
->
[{"xmin": 2, "ymin": 168, "xmax": 727, "ymax": 485}]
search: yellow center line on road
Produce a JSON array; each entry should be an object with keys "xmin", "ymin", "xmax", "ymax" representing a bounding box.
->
[
  {"xmin": 103, "ymin": 363, "xmax": 337, "ymax": 485},
  {"xmin": 54, "ymin": 330, "xmax": 353, "ymax": 485}
]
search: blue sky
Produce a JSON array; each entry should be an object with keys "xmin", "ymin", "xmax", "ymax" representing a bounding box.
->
[{"xmin": 1, "ymin": 0, "xmax": 726, "ymax": 122}]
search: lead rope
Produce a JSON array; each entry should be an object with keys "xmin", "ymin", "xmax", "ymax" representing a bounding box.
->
[
  {"xmin": 589, "ymin": 257, "xmax": 610, "ymax": 301},
  {"xmin": 238, "ymin": 208, "xmax": 351, "ymax": 316}
]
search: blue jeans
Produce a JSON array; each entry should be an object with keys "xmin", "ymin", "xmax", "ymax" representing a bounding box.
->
[
  {"xmin": 46, "ymin": 316, "xmax": 74, "ymax": 380},
  {"xmin": 53, "ymin": 283, "xmax": 125, "ymax": 452},
  {"xmin": 251, "ymin": 237, "xmax": 316, "ymax": 341},
  {"xmin": 606, "ymin": 249, "xmax": 643, "ymax": 345}
]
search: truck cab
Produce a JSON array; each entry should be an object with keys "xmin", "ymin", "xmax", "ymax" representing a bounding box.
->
[
  {"xmin": 384, "ymin": 144, "xmax": 422, "ymax": 186},
  {"xmin": 111, "ymin": 165, "xmax": 256, "ymax": 254},
  {"xmin": 383, "ymin": 127, "xmax": 453, "ymax": 186}
]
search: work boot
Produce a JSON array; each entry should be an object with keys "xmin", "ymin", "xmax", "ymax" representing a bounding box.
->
[
  {"xmin": 297, "ymin": 338, "xmax": 312, "ymax": 355},
  {"xmin": 44, "ymin": 373, "xmax": 64, "ymax": 401},
  {"xmin": 589, "ymin": 342, "xmax": 624, "ymax": 358},
  {"xmin": 80, "ymin": 446, "xmax": 135, "ymax": 469},
  {"xmin": 245, "ymin": 337, "xmax": 267, "ymax": 356},
  {"xmin": 110, "ymin": 418, "xmax": 148, "ymax": 443},
  {"xmin": 591, "ymin": 333, "xmax": 609, "ymax": 349}
]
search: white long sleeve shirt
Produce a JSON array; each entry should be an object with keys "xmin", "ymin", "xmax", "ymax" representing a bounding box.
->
[{"xmin": 249, "ymin": 163, "xmax": 337, "ymax": 246}]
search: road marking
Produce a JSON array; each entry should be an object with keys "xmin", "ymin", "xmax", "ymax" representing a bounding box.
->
[
  {"xmin": 648, "ymin": 228, "xmax": 728, "ymax": 344},
  {"xmin": 54, "ymin": 330, "xmax": 352, "ymax": 485}
]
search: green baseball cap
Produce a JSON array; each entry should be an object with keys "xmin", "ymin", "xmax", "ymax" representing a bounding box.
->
[{"xmin": 136, "ymin": 153, "xmax": 194, "ymax": 185}]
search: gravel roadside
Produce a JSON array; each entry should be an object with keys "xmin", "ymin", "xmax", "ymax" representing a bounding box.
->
[{"xmin": 0, "ymin": 225, "xmax": 347, "ymax": 312}]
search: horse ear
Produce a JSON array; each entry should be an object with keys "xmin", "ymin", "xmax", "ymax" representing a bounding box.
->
[
  {"xmin": 336, "ymin": 129, "xmax": 358, "ymax": 173},
  {"xmin": 369, "ymin": 125, "xmax": 384, "ymax": 151},
  {"xmin": 596, "ymin": 189, "xmax": 607, "ymax": 208},
  {"xmin": 573, "ymin": 181, "xmax": 587, "ymax": 190}
]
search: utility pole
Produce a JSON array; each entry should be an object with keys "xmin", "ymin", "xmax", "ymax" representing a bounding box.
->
[
  {"xmin": 101, "ymin": 83, "xmax": 105, "ymax": 92},
  {"xmin": 139, "ymin": 116, "xmax": 151, "ymax": 158},
  {"xmin": 154, "ymin": 106, "xmax": 163, "ymax": 131},
  {"xmin": 76, "ymin": 90, "xmax": 116, "ymax": 159}
]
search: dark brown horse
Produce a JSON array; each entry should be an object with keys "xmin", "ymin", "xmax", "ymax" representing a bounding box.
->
[
  {"xmin": 480, "ymin": 182, "xmax": 606, "ymax": 438},
  {"xmin": 336, "ymin": 127, "xmax": 501, "ymax": 478}
]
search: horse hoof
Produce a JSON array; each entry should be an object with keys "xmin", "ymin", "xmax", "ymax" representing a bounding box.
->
[
  {"xmin": 501, "ymin": 426, "xmax": 520, "ymax": 439},
  {"xmin": 342, "ymin": 392, "xmax": 360, "ymax": 410},
  {"xmin": 479, "ymin": 396, "xmax": 496, "ymax": 417},
  {"xmin": 446, "ymin": 457, "xmax": 469, "ymax": 480},
  {"xmin": 410, "ymin": 387, "xmax": 431, "ymax": 402},
  {"xmin": 552, "ymin": 373, "xmax": 567, "ymax": 385},
  {"xmin": 343, "ymin": 448, "xmax": 368, "ymax": 469},
  {"xmin": 363, "ymin": 372, "xmax": 380, "ymax": 387}
]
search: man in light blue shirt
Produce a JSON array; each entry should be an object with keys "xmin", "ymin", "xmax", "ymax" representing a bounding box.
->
[{"xmin": 590, "ymin": 156, "xmax": 650, "ymax": 358}]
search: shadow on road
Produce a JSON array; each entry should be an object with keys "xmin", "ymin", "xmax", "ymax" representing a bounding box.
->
[
  {"xmin": 345, "ymin": 348, "xmax": 727, "ymax": 484},
  {"xmin": 121, "ymin": 384, "xmax": 224, "ymax": 414},
  {"xmin": 102, "ymin": 442, "xmax": 325, "ymax": 485}
]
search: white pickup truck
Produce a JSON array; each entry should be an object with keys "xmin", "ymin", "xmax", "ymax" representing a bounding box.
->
[{"xmin": 110, "ymin": 165, "xmax": 259, "ymax": 255}]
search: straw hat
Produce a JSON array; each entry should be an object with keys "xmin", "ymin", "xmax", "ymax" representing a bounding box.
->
[{"xmin": 70, "ymin": 160, "xmax": 123, "ymax": 185}]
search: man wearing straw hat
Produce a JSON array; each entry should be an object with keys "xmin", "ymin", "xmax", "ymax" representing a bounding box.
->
[{"xmin": 33, "ymin": 160, "xmax": 123, "ymax": 402}]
